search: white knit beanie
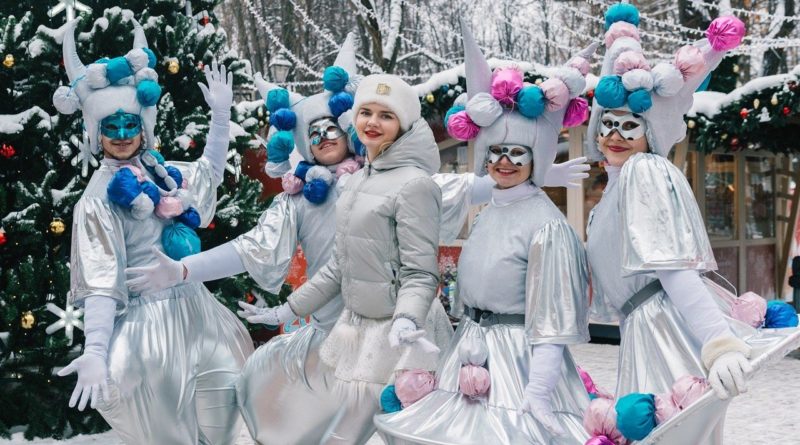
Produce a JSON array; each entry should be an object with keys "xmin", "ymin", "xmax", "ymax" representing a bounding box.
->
[{"xmin": 353, "ymin": 74, "xmax": 421, "ymax": 131}]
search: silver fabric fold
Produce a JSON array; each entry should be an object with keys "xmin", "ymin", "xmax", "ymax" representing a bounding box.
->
[
  {"xmin": 171, "ymin": 157, "xmax": 218, "ymax": 228},
  {"xmin": 375, "ymin": 319, "xmax": 591, "ymax": 444},
  {"xmin": 431, "ymin": 172, "xmax": 473, "ymax": 244}
]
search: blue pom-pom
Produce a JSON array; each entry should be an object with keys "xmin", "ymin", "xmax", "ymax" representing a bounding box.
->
[
  {"xmin": 615, "ymin": 393, "xmax": 657, "ymax": 441},
  {"xmin": 95, "ymin": 57, "xmax": 110, "ymax": 64},
  {"xmin": 142, "ymin": 48, "xmax": 157, "ymax": 69},
  {"xmin": 627, "ymin": 88, "xmax": 652, "ymax": 113},
  {"xmin": 269, "ymin": 108, "xmax": 297, "ymax": 131},
  {"xmin": 148, "ymin": 149, "xmax": 165, "ymax": 164},
  {"xmin": 323, "ymin": 66, "xmax": 349, "ymax": 92},
  {"xmin": 444, "ymin": 105, "xmax": 466, "ymax": 127},
  {"xmin": 380, "ymin": 385, "xmax": 402, "ymax": 413},
  {"xmin": 294, "ymin": 161, "xmax": 314, "ymax": 181},
  {"xmin": 517, "ymin": 86, "xmax": 546, "ymax": 119},
  {"xmin": 595, "ymin": 75, "xmax": 628, "ymax": 109},
  {"xmin": 161, "ymin": 222, "xmax": 201, "ymax": 260},
  {"xmin": 266, "ymin": 89, "xmax": 291, "ymax": 113},
  {"xmin": 140, "ymin": 181, "xmax": 161, "ymax": 206},
  {"xmin": 605, "ymin": 3, "xmax": 640, "ymax": 30},
  {"xmin": 166, "ymin": 166, "xmax": 183, "ymax": 188},
  {"xmin": 106, "ymin": 56, "xmax": 134, "ymax": 84},
  {"xmin": 137, "ymin": 79, "xmax": 162, "ymax": 107},
  {"xmin": 267, "ymin": 130, "xmax": 294, "ymax": 163},
  {"xmin": 349, "ymin": 126, "xmax": 365, "ymax": 157},
  {"xmin": 303, "ymin": 178, "xmax": 331, "ymax": 204},
  {"xmin": 107, "ymin": 168, "xmax": 142, "ymax": 208},
  {"xmin": 176, "ymin": 207, "xmax": 201, "ymax": 229},
  {"xmin": 765, "ymin": 300, "xmax": 799, "ymax": 328},
  {"xmin": 329, "ymin": 91, "xmax": 354, "ymax": 118}
]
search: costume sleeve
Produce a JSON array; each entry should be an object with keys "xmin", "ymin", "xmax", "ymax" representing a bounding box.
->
[
  {"xmin": 619, "ymin": 153, "xmax": 716, "ymax": 275},
  {"xmin": 168, "ymin": 157, "xmax": 217, "ymax": 227},
  {"xmin": 230, "ymin": 193, "xmax": 299, "ymax": 293},
  {"xmin": 525, "ymin": 218, "xmax": 590, "ymax": 345},
  {"xmin": 392, "ymin": 176, "xmax": 442, "ymax": 327},
  {"xmin": 69, "ymin": 197, "xmax": 128, "ymax": 308},
  {"xmin": 431, "ymin": 172, "xmax": 494, "ymax": 244}
]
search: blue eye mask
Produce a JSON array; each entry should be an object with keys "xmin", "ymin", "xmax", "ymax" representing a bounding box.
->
[{"xmin": 101, "ymin": 111, "xmax": 142, "ymax": 140}]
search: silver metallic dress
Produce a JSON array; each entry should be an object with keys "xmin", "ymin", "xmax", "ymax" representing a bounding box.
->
[
  {"xmin": 69, "ymin": 157, "xmax": 254, "ymax": 445},
  {"xmin": 376, "ymin": 182, "xmax": 592, "ymax": 445},
  {"xmin": 586, "ymin": 153, "xmax": 799, "ymax": 444}
]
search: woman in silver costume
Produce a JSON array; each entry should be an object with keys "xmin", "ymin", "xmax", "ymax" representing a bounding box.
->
[
  {"xmin": 55, "ymin": 18, "xmax": 253, "ymax": 445},
  {"xmin": 584, "ymin": 3, "xmax": 799, "ymax": 443},
  {"xmin": 375, "ymin": 23, "xmax": 595, "ymax": 445}
]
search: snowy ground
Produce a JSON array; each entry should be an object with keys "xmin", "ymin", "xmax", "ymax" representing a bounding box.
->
[{"xmin": 4, "ymin": 343, "xmax": 799, "ymax": 444}]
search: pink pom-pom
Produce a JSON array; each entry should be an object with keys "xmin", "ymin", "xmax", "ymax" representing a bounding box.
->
[
  {"xmin": 121, "ymin": 165, "xmax": 146, "ymax": 182},
  {"xmin": 458, "ymin": 365, "xmax": 490, "ymax": 399},
  {"xmin": 674, "ymin": 45, "xmax": 706, "ymax": 80},
  {"xmin": 654, "ymin": 393, "xmax": 679, "ymax": 424},
  {"xmin": 447, "ymin": 111, "xmax": 480, "ymax": 141},
  {"xmin": 604, "ymin": 21, "xmax": 640, "ymax": 48},
  {"xmin": 563, "ymin": 97, "xmax": 589, "ymax": 128},
  {"xmin": 577, "ymin": 365, "xmax": 599, "ymax": 395},
  {"xmin": 706, "ymin": 16, "xmax": 746, "ymax": 52},
  {"xmin": 585, "ymin": 436, "xmax": 616, "ymax": 445},
  {"xmin": 583, "ymin": 398, "xmax": 626, "ymax": 445},
  {"xmin": 671, "ymin": 375, "xmax": 709, "ymax": 410},
  {"xmin": 568, "ymin": 56, "xmax": 591, "ymax": 76},
  {"xmin": 490, "ymin": 68, "xmax": 524, "ymax": 106},
  {"xmin": 281, "ymin": 172, "xmax": 304, "ymax": 195},
  {"xmin": 335, "ymin": 157, "xmax": 362, "ymax": 178},
  {"xmin": 395, "ymin": 369, "xmax": 436, "ymax": 408},
  {"xmin": 155, "ymin": 196, "xmax": 185, "ymax": 219},
  {"xmin": 731, "ymin": 291, "xmax": 768, "ymax": 328},
  {"xmin": 540, "ymin": 78, "xmax": 570, "ymax": 112},
  {"xmin": 613, "ymin": 51, "xmax": 651, "ymax": 76}
]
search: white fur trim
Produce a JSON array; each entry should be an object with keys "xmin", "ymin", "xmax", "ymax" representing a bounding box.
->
[
  {"xmin": 306, "ymin": 165, "xmax": 334, "ymax": 185},
  {"xmin": 465, "ymin": 92, "xmax": 502, "ymax": 127},
  {"xmin": 52, "ymin": 86, "xmax": 81, "ymax": 115},
  {"xmin": 651, "ymin": 63, "xmax": 684, "ymax": 97},
  {"xmin": 622, "ymin": 69, "xmax": 654, "ymax": 92},
  {"xmin": 86, "ymin": 64, "xmax": 110, "ymax": 89},
  {"xmin": 130, "ymin": 193, "xmax": 155, "ymax": 220},
  {"xmin": 134, "ymin": 67, "xmax": 158, "ymax": 83},
  {"xmin": 701, "ymin": 335, "xmax": 751, "ymax": 370},
  {"xmin": 125, "ymin": 48, "xmax": 150, "ymax": 73},
  {"xmin": 553, "ymin": 66, "xmax": 586, "ymax": 98}
]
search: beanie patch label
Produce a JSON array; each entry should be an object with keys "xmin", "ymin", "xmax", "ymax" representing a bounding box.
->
[{"xmin": 376, "ymin": 83, "xmax": 391, "ymax": 95}]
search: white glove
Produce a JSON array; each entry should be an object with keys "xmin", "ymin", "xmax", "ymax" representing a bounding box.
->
[
  {"xmin": 707, "ymin": 351, "xmax": 751, "ymax": 399},
  {"xmin": 125, "ymin": 247, "xmax": 185, "ymax": 294},
  {"xmin": 387, "ymin": 317, "xmax": 440, "ymax": 354},
  {"xmin": 57, "ymin": 296, "xmax": 115, "ymax": 411},
  {"xmin": 542, "ymin": 156, "xmax": 590, "ymax": 188},
  {"xmin": 198, "ymin": 60, "xmax": 233, "ymax": 124},
  {"xmin": 237, "ymin": 301, "xmax": 295, "ymax": 326},
  {"xmin": 519, "ymin": 344, "xmax": 565, "ymax": 436}
]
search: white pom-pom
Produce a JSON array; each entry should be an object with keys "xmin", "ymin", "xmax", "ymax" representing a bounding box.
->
[
  {"xmin": 135, "ymin": 67, "xmax": 158, "ymax": 83},
  {"xmin": 553, "ymin": 67, "xmax": 586, "ymax": 98},
  {"xmin": 453, "ymin": 92, "xmax": 469, "ymax": 107},
  {"xmin": 86, "ymin": 64, "xmax": 110, "ymax": 89},
  {"xmin": 465, "ymin": 92, "xmax": 502, "ymax": 127},
  {"xmin": 52, "ymin": 86, "xmax": 80, "ymax": 114},
  {"xmin": 622, "ymin": 69, "xmax": 654, "ymax": 92},
  {"xmin": 457, "ymin": 336, "xmax": 489, "ymax": 366},
  {"xmin": 130, "ymin": 193, "xmax": 155, "ymax": 220},
  {"xmin": 651, "ymin": 63, "xmax": 684, "ymax": 97},
  {"xmin": 125, "ymin": 48, "xmax": 150, "ymax": 73},
  {"xmin": 306, "ymin": 165, "xmax": 335, "ymax": 185}
]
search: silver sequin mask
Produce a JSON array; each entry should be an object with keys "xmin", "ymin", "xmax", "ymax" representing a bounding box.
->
[{"xmin": 308, "ymin": 117, "xmax": 345, "ymax": 146}]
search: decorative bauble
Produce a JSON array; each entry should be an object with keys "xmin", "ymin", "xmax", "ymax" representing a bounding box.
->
[
  {"xmin": 259, "ymin": 120, "xmax": 265, "ymax": 127},
  {"xmin": 730, "ymin": 136, "xmax": 740, "ymax": 147},
  {"xmin": 721, "ymin": 133, "xmax": 728, "ymax": 140},
  {"xmin": 188, "ymin": 139, "xmax": 197, "ymax": 149},
  {"xmin": 753, "ymin": 98, "xmax": 760, "ymax": 109},
  {"xmin": 199, "ymin": 16, "xmax": 211, "ymax": 26},
  {"xmin": 58, "ymin": 144, "xmax": 72, "ymax": 159},
  {"xmin": 21, "ymin": 311, "xmax": 35, "ymax": 329},
  {"xmin": 732, "ymin": 63, "xmax": 740, "ymax": 73},
  {"xmin": 783, "ymin": 106, "xmax": 791, "ymax": 116},
  {"xmin": 425, "ymin": 93, "xmax": 435, "ymax": 104},
  {"xmin": 49, "ymin": 218, "xmax": 66, "ymax": 236},
  {"xmin": 586, "ymin": 89, "xmax": 595, "ymax": 99},
  {"xmin": 0, "ymin": 143, "xmax": 15, "ymax": 158},
  {"xmin": 771, "ymin": 94, "xmax": 779, "ymax": 106},
  {"xmin": 208, "ymin": 220, "xmax": 216, "ymax": 230},
  {"xmin": 197, "ymin": 61, "xmax": 205, "ymax": 70},
  {"xmin": 3, "ymin": 54, "xmax": 14, "ymax": 68},
  {"xmin": 167, "ymin": 60, "xmax": 180, "ymax": 74},
  {"xmin": 739, "ymin": 108, "xmax": 748, "ymax": 119},
  {"xmin": 0, "ymin": 228, "xmax": 6, "ymax": 246},
  {"xmin": 687, "ymin": 119, "xmax": 696, "ymax": 129}
]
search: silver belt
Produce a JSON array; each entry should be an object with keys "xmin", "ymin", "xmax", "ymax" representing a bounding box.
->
[{"xmin": 620, "ymin": 280, "xmax": 664, "ymax": 317}]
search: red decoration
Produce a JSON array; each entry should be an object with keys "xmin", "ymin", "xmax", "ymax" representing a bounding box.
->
[
  {"xmin": 188, "ymin": 139, "xmax": 197, "ymax": 149},
  {"xmin": 789, "ymin": 81, "xmax": 798, "ymax": 92},
  {"xmin": 197, "ymin": 61, "xmax": 205, "ymax": 70},
  {"xmin": 199, "ymin": 16, "xmax": 211, "ymax": 26},
  {"xmin": 739, "ymin": 108, "xmax": 749, "ymax": 119},
  {"xmin": 0, "ymin": 231, "xmax": 6, "ymax": 246},
  {"xmin": 207, "ymin": 220, "xmax": 216, "ymax": 230},
  {"xmin": 586, "ymin": 89, "xmax": 595, "ymax": 99},
  {"xmin": 245, "ymin": 292, "xmax": 255, "ymax": 304},
  {"xmin": 0, "ymin": 143, "xmax": 15, "ymax": 158},
  {"xmin": 783, "ymin": 106, "xmax": 792, "ymax": 116},
  {"xmin": 730, "ymin": 136, "xmax": 740, "ymax": 148}
]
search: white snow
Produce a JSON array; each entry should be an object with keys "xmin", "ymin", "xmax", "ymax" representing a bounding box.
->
[
  {"xmin": 27, "ymin": 38, "xmax": 46, "ymax": 58},
  {"xmin": 3, "ymin": 343, "xmax": 797, "ymax": 444},
  {"xmin": 239, "ymin": 117, "xmax": 258, "ymax": 130},
  {"xmin": 229, "ymin": 121, "xmax": 248, "ymax": 139},
  {"xmin": 688, "ymin": 91, "xmax": 727, "ymax": 118},
  {"xmin": 0, "ymin": 107, "xmax": 52, "ymax": 134},
  {"xmin": 688, "ymin": 67, "xmax": 800, "ymax": 118},
  {"xmin": 174, "ymin": 134, "xmax": 193, "ymax": 150}
]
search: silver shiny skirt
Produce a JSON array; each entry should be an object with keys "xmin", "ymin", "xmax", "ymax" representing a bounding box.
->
[
  {"xmin": 374, "ymin": 317, "xmax": 591, "ymax": 445},
  {"xmin": 99, "ymin": 282, "xmax": 254, "ymax": 445}
]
